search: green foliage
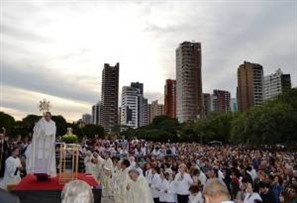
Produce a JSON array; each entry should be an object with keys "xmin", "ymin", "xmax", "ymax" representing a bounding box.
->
[
  {"xmin": 82, "ymin": 124, "xmax": 105, "ymax": 138},
  {"xmin": 62, "ymin": 133, "xmax": 78, "ymax": 143},
  {"xmin": 22, "ymin": 115, "xmax": 41, "ymax": 134},
  {"xmin": 1, "ymin": 88, "xmax": 296, "ymax": 145},
  {"xmin": 121, "ymin": 116, "xmax": 180, "ymax": 141},
  {"xmin": 52, "ymin": 115, "xmax": 67, "ymax": 136},
  {"xmin": 0, "ymin": 112, "xmax": 15, "ymax": 136}
]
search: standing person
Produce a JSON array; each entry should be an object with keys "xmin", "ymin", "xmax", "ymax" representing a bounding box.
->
[
  {"xmin": 243, "ymin": 182, "xmax": 262, "ymax": 203},
  {"xmin": 174, "ymin": 163, "xmax": 193, "ymax": 203},
  {"xmin": 1, "ymin": 147, "xmax": 22, "ymax": 190},
  {"xmin": 150, "ymin": 166, "xmax": 162, "ymax": 203},
  {"xmin": 0, "ymin": 127, "xmax": 9, "ymax": 178},
  {"xmin": 101, "ymin": 153, "xmax": 113, "ymax": 197},
  {"xmin": 189, "ymin": 181, "xmax": 203, "ymax": 203},
  {"xmin": 112, "ymin": 160, "xmax": 122, "ymax": 203},
  {"xmin": 26, "ymin": 112, "xmax": 57, "ymax": 178},
  {"xmin": 119, "ymin": 159, "xmax": 132, "ymax": 203},
  {"xmin": 84, "ymin": 151, "xmax": 93, "ymax": 174},
  {"xmin": 90, "ymin": 152, "xmax": 101, "ymax": 181},
  {"xmin": 258, "ymin": 182, "xmax": 278, "ymax": 203},
  {"xmin": 158, "ymin": 171, "xmax": 169, "ymax": 203},
  {"xmin": 127, "ymin": 168, "xmax": 154, "ymax": 203},
  {"xmin": 164, "ymin": 172, "xmax": 177, "ymax": 203},
  {"xmin": 145, "ymin": 163, "xmax": 153, "ymax": 182}
]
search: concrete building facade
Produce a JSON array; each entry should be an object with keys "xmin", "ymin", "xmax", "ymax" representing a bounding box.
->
[
  {"xmin": 264, "ymin": 68, "xmax": 291, "ymax": 100},
  {"xmin": 176, "ymin": 41, "xmax": 203, "ymax": 122},
  {"xmin": 164, "ymin": 79, "xmax": 176, "ymax": 118},
  {"xmin": 148, "ymin": 100, "xmax": 164, "ymax": 124},
  {"xmin": 101, "ymin": 63, "xmax": 119, "ymax": 133},
  {"xmin": 91, "ymin": 101, "xmax": 102, "ymax": 125},
  {"xmin": 237, "ymin": 61, "xmax": 263, "ymax": 112}
]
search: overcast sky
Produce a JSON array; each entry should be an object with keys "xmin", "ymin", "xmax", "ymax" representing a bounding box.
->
[{"xmin": 0, "ymin": 0, "xmax": 296, "ymax": 121}]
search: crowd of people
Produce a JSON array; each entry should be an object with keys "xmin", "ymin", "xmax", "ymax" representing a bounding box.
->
[{"xmin": 1, "ymin": 127, "xmax": 297, "ymax": 203}]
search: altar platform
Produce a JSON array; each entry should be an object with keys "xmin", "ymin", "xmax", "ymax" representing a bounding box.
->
[{"xmin": 12, "ymin": 173, "xmax": 102, "ymax": 203}]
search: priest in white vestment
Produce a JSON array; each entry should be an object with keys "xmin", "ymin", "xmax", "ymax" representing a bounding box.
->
[
  {"xmin": 1, "ymin": 147, "xmax": 22, "ymax": 190},
  {"xmin": 127, "ymin": 168, "xmax": 154, "ymax": 203},
  {"xmin": 119, "ymin": 159, "xmax": 133, "ymax": 203},
  {"xmin": 27, "ymin": 112, "xmax": 57, "ymax": 177}
]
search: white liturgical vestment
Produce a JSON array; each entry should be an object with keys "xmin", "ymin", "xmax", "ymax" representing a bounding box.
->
[
  {"xmin": 127, "ymin": 175, "xmax": 154, "ymax": 203},
  {"xmin": 27, "ymin": 118, "xmax": 57, "ymax": 177},
  {"xmin": 1, "ymin": 156, "xmax": 22, "ymax": 190}
]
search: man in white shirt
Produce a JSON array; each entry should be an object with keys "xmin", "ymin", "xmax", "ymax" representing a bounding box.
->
[
  {"xmin": 150, "ymin": 166, "xmax": 161, "ymax": 203},
  {"xmin": 174, "ymin": 163, "xmax": 193, "ymax": 203}
]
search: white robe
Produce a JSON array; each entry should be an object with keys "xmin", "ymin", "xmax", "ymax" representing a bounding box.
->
[
  {"xmin": 128, "ymin": 175, "xmax": 154, "ymax": 203},
  {"xmin": 27, "ymin": 118, "xmax": 57, "ymax": 177},
  {"xmin": 119, "ymin": 167, "xmax": 132, "ymax": 203},
  {"xmin": 112, "ymin": 167, "xmax": 122, "ymax": 202},
  {"xmin": 84, "ymin": 155, "xmax": 92, "ymax": 174},
  {"xmin": 1, "ymin": 156, "xmax": 22, "ymax": 190}
]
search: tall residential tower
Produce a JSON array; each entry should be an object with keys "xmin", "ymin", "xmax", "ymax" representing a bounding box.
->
[
  {"xmin": 176, "ymin": 41, "xmax": 203, "ymax": 122},
  {"xmin": 237, "ymin": 61, "xmax": 263, "ymax": 112},
  {"xmin": 101, "ymin": 63, "xmax": 119, "ymax": 133},
  {"xmin": 264, "ymin": 68, "xmax": 291, "ymax": 100},
  {"xmin": 164, "ymin": 79, "xmax": 176, "ymax": 118}
]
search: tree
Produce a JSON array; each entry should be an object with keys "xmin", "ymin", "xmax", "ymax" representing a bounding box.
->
[
  {"xmin": 22, "ymin": 115, "xmax": 41, "ymax": 133},
  {"xmin": 0, "ymin": 112, "xmax": 15, "ymax": 136},
  {"xmin": 82, "ymin": 124, "xmax": 105, "ymax": 138},
  {"xmin": 51, "ymin": 115, "xmax": 67, "ymax": 136}
]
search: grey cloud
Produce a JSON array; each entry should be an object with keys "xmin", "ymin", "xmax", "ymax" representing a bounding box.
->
[{"xmin": 2, "ymin": 62, "xmax": 99, "ymax": 104}]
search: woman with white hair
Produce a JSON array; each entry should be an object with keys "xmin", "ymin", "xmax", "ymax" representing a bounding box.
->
[{"xmin": 61, "ymin": 180, "xmax": 94, "ymax": 203}]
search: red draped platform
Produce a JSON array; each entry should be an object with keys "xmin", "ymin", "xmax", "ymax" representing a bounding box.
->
[
  {"xmin": 13, "ymin": 173, "xmax": 99, "ymax": 191},
  {"xmin": 12, "ymin": 174, "xmax": 102, "ymax": 203}
]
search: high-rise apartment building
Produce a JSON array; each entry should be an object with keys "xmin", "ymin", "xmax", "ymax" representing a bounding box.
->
[
  {"xmin": 121, "ymin": 82, "xmax": 148, "ymax": 129},
  {"xmin": 82, "ymin": 114, "xmax": 92, "ymax": 124},
  {"xmin": 230, "ymin": 98, "xmax": 238, "ymax": 113},
  {"xmin": 148, "ymin": 100, "xmax": 164, "ymax": 124},
  {"xmin": 101, "ymin": 63, "xmax": 119, "ymax": 133},
  {"xmin": 91, "ymin": 101, "xmax": 102, "ymax": 125},
  {"xmin": 203, "ymin": 93, "xmax": 211, "ymax": 116},
  {"xmin": 264, "ymin": 68, "xmax": 291, "ymax": 100},
  {"xmin": 176, "ymin": 41, "xmax": 203, "ymax": 122},
  {"xmin": 237, "ymin": 61, "xmax": 263, "ymax": 112},
  {"xmin": 212, "ymin": 89, "xmax": 231, "ymax": 113},
  {"xmin": 121, "ymin": 86, "xmax": 139, "ymax": 129},
  {"xmin": 164, "ymin": 79, "xmax": 176, "ymax": 118}
]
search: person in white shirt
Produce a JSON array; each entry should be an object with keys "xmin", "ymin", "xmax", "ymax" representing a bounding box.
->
[
  {"xmin": 174, "ymin": 163, "xmax": 193, "ymax": 203},
  {"xmin": 157, "ymin": 171, "xmax": 169, "ymax": 203},
  {"xmin": 150, "ymin": 166, "xmax": 162, "ymax": 203},
  {"xmin": 202, "ymin": 178, "xmax": 234, "ymax": 203},
  {"xmin": 243, "ymin": 182, "xmax": 262, "ymax": 203},
  {"xmin": 189, "ymin": 181, "xmax": 203, "ymax": 203},
  {"xmin": 164, "ymin": 172, "xmax": 177, "ymax": 203},
  {"xmin": 145, "ymin": 163, "xmax": 153, "ymax": 184},
  {"xmin": 1, "ymin": 147, "xmax": 22, "ymax": 190}
]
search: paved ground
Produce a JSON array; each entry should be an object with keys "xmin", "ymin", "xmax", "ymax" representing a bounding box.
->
[{"xmin": 101, "ymin": 196, "xmax": 114, "ymax": 203}]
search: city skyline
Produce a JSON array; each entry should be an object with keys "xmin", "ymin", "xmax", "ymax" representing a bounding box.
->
[{"xmin": 1, "ymin": 1, "xmax": 296, "ymax": 121}]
